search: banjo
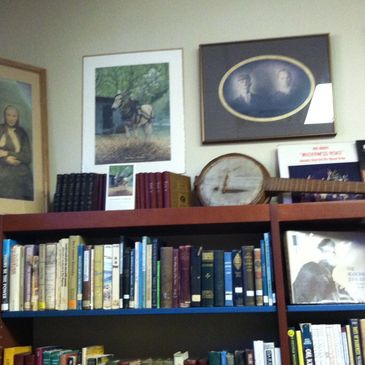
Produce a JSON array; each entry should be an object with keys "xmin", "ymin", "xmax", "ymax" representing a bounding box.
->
[{"xmin": 194, "ymin": 153, "xmax": 365, "ymax": 206}]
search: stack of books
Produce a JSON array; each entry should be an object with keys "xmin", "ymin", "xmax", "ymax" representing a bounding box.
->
[
  {"xmin": 135, "ymin": 171, "xmax": 192, "ymax": 209},
  {"xmin": 1, "ymin": 233, "xmax": 275, "ymax": 312},
  {"xmin": 52, "ymin": 173, "xmax": 107, "ymax": 212}
]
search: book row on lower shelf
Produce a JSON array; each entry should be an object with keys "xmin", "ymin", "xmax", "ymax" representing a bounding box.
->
[
  {"xmin": 3, "ymin": 341, "xmax": 282, "ymax": 365},
  {"xmin": 1, "ymin": 233, "xmax": 275, "ymax": 312},
  {"xmin": 288, "ymin": 318, "xmax": 365, "ymax": 365}
]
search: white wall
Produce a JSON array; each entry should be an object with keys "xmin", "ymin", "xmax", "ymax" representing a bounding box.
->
[{"xmin": 1, "ymin": 0, "xmax": 365, "ymax": 199}]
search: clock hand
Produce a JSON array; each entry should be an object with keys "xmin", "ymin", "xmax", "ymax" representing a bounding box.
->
[{"xmin": 222, "ymin": 187, "xmax": 248, "ymax": 193}]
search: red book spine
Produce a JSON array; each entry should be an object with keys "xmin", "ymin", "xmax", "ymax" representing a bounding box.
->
[{"xmin": 179, "ymin": 245, "xmax": 191, "ymax": 308}]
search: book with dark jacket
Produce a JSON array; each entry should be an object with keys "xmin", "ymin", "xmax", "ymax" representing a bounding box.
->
[
  {"xmin": 241, "ymin": 245, "xmax": 255, "ymax": 306},
  {"xmin": 232, "ymin": 249, "xmax": 243, "ymax": 306},
  {"xmin": 201, "ymin": 250, "xmax": 214, "ymax": 307},
  {"xmin": 160, "ymin": 246, "xmax": 173, "ymax": 308},
  {"xmin": 190, "ymin": 245, "xmax": 202, "ymax": 307},
  {"xmin": 178, "ymin": 245, "xmax": 191, "ymax": 308},
  {"xmin": 213, "ymin": 249, "xmax": 225, "ymax": 307}
]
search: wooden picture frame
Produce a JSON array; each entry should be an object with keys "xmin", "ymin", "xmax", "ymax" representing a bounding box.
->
[
  {"xmin": 82, "ymin": 49, "xmax": 185, "ymax": 210},
  {"xmin": 200, "ymin": 34, "xmax": 335, "ymax": 143},
  {"xmin": 0, "ymin": 57, "xmax": 49, "ymax": 213}
]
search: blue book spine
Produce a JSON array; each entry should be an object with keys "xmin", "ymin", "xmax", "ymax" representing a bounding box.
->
[
  {"xmin": 224, "ymin": 251, "xmax": 233, "ymax": 306},
  {"xmin": 1, "ymin": 239, "xmax": 17, "ymax": 311},
  {"xmin": 129, "ymin": 248, "xmax": 135, "ymax": 308},
  {"xmin": 260, "ymin": 239, "xmax": 268, "ymax": 306},
  {"xmin": 134, "ymin": 241, "xmax": 140, "ymax": 308},
  {"xmin": 300, "ymin": 323, "xmax": 315, "ymax": 365},
  {"xmin": 76, "ymin": 244, "xmax": 84, "ymax": 310},
  {"xmin": 140, "ymin": 238, "xmax": 147, "ymax": 308},
  {"xmin": 221, "ymin": 351, "xmax": 227, "ymax": 365},
  {"xmin": 264, "ymin": 232, "xmax": 273, "ymax": 306}
]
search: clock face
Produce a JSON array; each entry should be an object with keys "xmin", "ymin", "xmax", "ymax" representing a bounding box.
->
[{"xmin": 196, "ymin": 154, "xmax": 269, "ymax": 206}]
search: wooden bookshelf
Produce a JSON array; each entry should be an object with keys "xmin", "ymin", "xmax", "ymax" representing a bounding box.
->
[{"xmin": 1, "ymin": 201, "xmax": 365, "ymax": 364}]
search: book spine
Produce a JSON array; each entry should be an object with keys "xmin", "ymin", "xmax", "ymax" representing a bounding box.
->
[
  {"xmin": 112, "ymin": 243, "xmax": 120, "ymax": 309},
  {"xmin": 24, "ymin": 244, "xmax": 37, "ymax": 310},
  {"xmin": 122, "ymin": 246, "xmax": 131, "ymax": 308},
  {"xmin": 59, "ymin": 238, "xmax": 69, "ymax": 310},
  {"xmin": 241, "ymin": 245, "xmax": 255, "ymax": 306},
  {"xmin": 263, "ymin": 232, "xmax": 274, "ymax": 305},
  {"xmin": 253, "ymin": 247, "xmax": 263, "ymax": 306},
  {"xmin": 213, "ymin": 249, "xmax": 224, "ymax": 307},
  {"xmin": 103, "ymin": 244, "xmax": 113, "ymax": 309},
  {"xmin": 139, "ymin": 239, "xmax": 147, "ymax": 308},
  {"xmin": 224, "ymin": 251, "xmax": 233, "ymax": 306},
  {"xmin": 263, "ymin": 342, "xmax": 275, "ymax": 365},
  {"xmin": 346, "ymin": 323, "xmax": 356, "ymax": 365},
  {"xmin": 142, "ymin": 236, "xmax": 152, "ymax": 308},
  {"xmin": 38, "ymin": 243, "xmax": 46, "ymax": 310},
  {"xmin": 52, "ymin": 173, "xmax": 64, "ymax": 212},
  {"xmin": 201, "ymin": 250, "xmax": 214, "ymax": 307},
  {"xmin": 9, "ymin": 244, "xmax": 23, "ymax": 311},
  {"xmin": 288, "ymin": 328, "xmax": 299, "ymax": 365},
  {"xmin": 147, "ymin": 172, "xmax": 157, "ymax": 208},
  {"xmin": 119, "ymin": 237, "xmax": 124, "ymax": 309},
  {"xmin": 45, "ymin": 243, "xmax": 57, "ymax": 310},
  {"xmin": 82, "ymin": 245, "xmax": 93, "ymax": 309},
  {"xmin": 190, "ymin": 245, "xmax": 202, "ymax": 307},
  {"xmin": 77, "ymin": 243, "xmax": 84, "ymax": 310},
  {"xmin": 129, "ymin": 248, "xmax": 135, "ymax": 308},
  {"xmin": 300, "ymin": 323, "xmax": 315, "ymax": 365},
  {"xmin": 356, "ymin": 140, "xmax": 365, "ymax": 181},
  {"xmin": 232, "ymin": 249, "xmax": 243, "ymax": 306},
  {"xmin": 260, "ymin": 239, "xmax": 268, "ymax": 306},
  {"xmin": 350, "ymin": 318, "xmax": 363, "ymax": 365},
  {"xmin": 68, "ymin": 235, "xmax": 82, "ymax": 309},
  {"xmin": 71, "ymin": 173, "xmax": 83, "ymax": 211},
  {"xmin": 179, "ymin": 245, "xmax": 191, "ymax": 308},
  {"xmin": 134, "ymin": 241, "xmax": 140, "ymax": 308},
  {"xmin": 93, "ymin": 244, "xmax": 104, "ymax": 310},
  {"xmin": 155, "ymin": 172, "xmax": 164, "ymax": 208},
  {"xmin": 160, "ymin": 246, "xmax": 173, "ymax": 308},
  {"xmin": 31, "ymin": 255, "xmax": 39, "ymax": 311},
  {"xmin": 1, "ymin": 239, "xmax": 16, "ymax": 311},
  {"xmin": 172, "ymin": 248, "xmax": 180, "ymax": 308},
  {"xmin": 151, "ymin": 238, "xmax": 160, "ymax": 308}
]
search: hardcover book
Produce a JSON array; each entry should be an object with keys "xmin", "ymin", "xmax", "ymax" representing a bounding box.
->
[
  {"xmin": 285, "ymin": 230, "xmax": 365, "ymax": 304},
  {"xmin": 213, "ymin": 249, "xmax": 224, "ymax": 307},
  {"xmin": 93, "ymin": 244, "xmax": 104, "ymax": 310},
  {"xmin": 103, "ymin": 244, "xmax": 113, "ymax": 309},
  {"xmin": 4, "ymin": 347, "xmax": 33, "ymax": 365},
  {"xmin": 2, "ymin": 238, "xmax": 17, "ymax": 311},
  {"xmin": 277, "ymin": 141, "xmax": 363, "ymax": 203},
  {"xmin": 201, "ymin": 250, "xmax": 214, "ymax": 307},
  {"xmin": 179, "ymin": 245, "xmax": 191, "ymax": 308},
  {"xmin": 231, "ymin": 249, "xmax": 243, "ymax": 306},
  {"xmin": 241, "ymin": 245, "xmax": 255, "ymax": 306},
  {"xmin": 224, "ymin": 251, "xmax": 233, "ymax": 307},
  {"xmin": 190, "ymin": 245, "xmax": 202, "ymax": 307},
  {"xmin": 160, "ymin": 246, "xmax": 173, "ymax": 308},
  {"xmin": 68, "ymin": 235, "xmax": 84, "ymax": 309},
  {"xmin": 9, "ymin": 244, "xmax": 24, "ymax": 311},
  {"xmin": 162, "ymin": 171, "xmax": 192, "ymax": 208}
]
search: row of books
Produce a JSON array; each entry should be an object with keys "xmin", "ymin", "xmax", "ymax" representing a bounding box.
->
[
  {"xmin": 135, "ymin": 171, "xmax": 192, "ymax": 209},
  {"xmin": 288, "ymin": 319, "xmax": 365, "ymax": 365},
  {"xmin": 3, "ymin": 342, "xmax": 282, "ymax": 365},
  {"xmin": 52, "ymin": 173, "xmax": 107, "ymax": 212},
  {"xmin": 1, "ymin": 233, "xmax": 275, "ymax": 311}
]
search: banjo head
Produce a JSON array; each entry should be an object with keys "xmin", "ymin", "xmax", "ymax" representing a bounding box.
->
[{"xmin": 195, "ymin": 153, "xmax": 271, "ymax": 206}]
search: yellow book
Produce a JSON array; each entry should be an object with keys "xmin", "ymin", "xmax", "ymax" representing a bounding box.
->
[
  {"xmin": 81, "ymin": 345, "xmax": 104, "ymax": 365},
  {"xmin": 93, "ymin": 245, "xmax": 104, "ymax": 310},
  {"xmin": 296, "ymin": 329, "xmax": 305, "ymax": 365},
  {"xmin": 68, "ymin": 235, "xmax": 85, "ymax": 309},
  {"xmin": 3, "ymin": 346, "xmax": 32, "ymax": 365}
]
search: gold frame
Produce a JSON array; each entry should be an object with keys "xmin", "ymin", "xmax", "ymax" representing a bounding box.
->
[{"xmin": 0, "ymin": 57, "xmax": 49, "ymax": 213}]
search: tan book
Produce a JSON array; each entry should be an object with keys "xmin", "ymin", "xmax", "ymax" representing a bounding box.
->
[
  {"xmin": 93, "ymin": 244, "xmax": 104, "ymax": 310},
  {"xmin": 162, "ymin": 172, "xmax": 192, "ymax": 208},
  {"xmin": 38, "ymin": 243, "xmax": 47, "ymax": 310},
  {"xmin": 45, "ymin": 242, "xmax": 57, "ymax": 310},
  {"xmin": 9, "ymin": 244, "xmax": 24, "ymax": 311},
  {"xmin": 56, "ymin": 238, "xmax": 69, "ymax": 310},
  {"xmin": 68, "ymin": 235, "xmax": 85, "ymax": 309},
  {"xmin": 31, "ymin": 255, "xmax": 39, "ymax": 311}
]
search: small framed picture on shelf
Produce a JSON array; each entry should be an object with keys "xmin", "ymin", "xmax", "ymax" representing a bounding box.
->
[
  {"xmin": 0, "ymin": 57, "xmax": 49, "ymax": 213},
  {"xmin": 82, "ymin": 48, "xmax": 185, "ymax": 210},
  {"xmin": 200, "ymin": 34, "xmax": 335, "ymax": 143}
]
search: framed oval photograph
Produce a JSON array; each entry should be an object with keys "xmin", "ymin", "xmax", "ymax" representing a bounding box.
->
[
  {"xmin": 200, "ymin": 34, "xmax": 336, "ymax": 143},
  {"xmin": 218, "ymin": 55, "xmax": 315, "ymax": 122}
]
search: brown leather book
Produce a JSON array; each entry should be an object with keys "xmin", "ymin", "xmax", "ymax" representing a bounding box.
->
[
  {"xmin": 162, "ymin": 172, "xmax": 192, "ymax": 208},
  {"xmin": 160, "ymin": 246, "xmax": 173, "ymax": 308},
  {"xmin": 179, "ymin": 245, "xmax": 191, "ymax": 308}
]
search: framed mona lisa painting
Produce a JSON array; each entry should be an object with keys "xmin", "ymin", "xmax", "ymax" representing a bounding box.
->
[
  {"xmin": 200, "ymin": 34, "xmax": 335, "ymax": 143},
  {"xmin": 0, "ymin": 57, "xmax": 48, "ymax": 213}
]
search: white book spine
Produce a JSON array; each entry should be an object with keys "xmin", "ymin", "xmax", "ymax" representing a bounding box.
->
[
  {"xmin": 9, "ymin": 245, "xmax": 23, "ymax": 311},
  {"xmin": 45, "ymin": 243, "xmax": 57, "ymax": 310},
  {"xmin": 111, "ymin": 243, "xmax": 120, "ymax": 309}
]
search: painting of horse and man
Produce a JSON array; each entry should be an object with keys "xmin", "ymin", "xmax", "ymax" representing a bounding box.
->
[{"xmin": 94, "ymin": 62, "xmax": 171, "ymax": 165}]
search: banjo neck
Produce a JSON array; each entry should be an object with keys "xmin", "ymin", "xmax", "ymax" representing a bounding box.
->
[{"xmin": 264, "ymin": 177, "xmax": 365, "ymax": 195}]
